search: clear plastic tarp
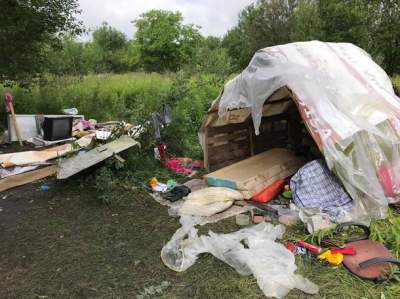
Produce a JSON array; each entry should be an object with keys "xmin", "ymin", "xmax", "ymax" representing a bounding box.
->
[
  {"xmin": 218, "ymin": 41, "xmax": 400, "ymax": 221},
  {"xmin": 161, "ymin": 217, "xmax": 318, "ymax": 298}
]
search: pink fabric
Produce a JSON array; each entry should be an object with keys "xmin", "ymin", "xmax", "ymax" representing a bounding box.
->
[
  {"xmin": 166, "ymin": 158, "xmax": 194, "ymax": 175},
  {"xmin": 73, "ymin": 119, "xmax": 96, "ymax": 131}
]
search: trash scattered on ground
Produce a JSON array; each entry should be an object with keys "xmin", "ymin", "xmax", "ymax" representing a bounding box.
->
[
  {"xmin": 162, "ymin": 185, "xmax": 191, "ymax": 202},
  {"xmin": 0, "ymin": 102, "xmax": 140, "ymax": 191},
  {"xmin": 3, "ymin": 40, "xmax": 400, "ymax": 297},
  {"xmin": 236, "ymin": 213, "xmax": 250, "ymax": 226},
  {"xmin": 62, "ymin": 107, "xmax": 78, "ymax": 115},
  {"xmin": 318, "ymin": 250, "xmax": 344, "ymax": 266},
  {"xmin": 161, "ymin": 219, "xmax": 318, "ymax": 298},
  {"xmin": 40, "ymin": 184, "xmax": 50, "ymax": 191},
  {"xmin": 148, "ymin": 177, "xmax": 168, "ymax": 192}
]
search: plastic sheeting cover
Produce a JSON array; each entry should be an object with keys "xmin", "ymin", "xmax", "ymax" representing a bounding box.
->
[
  {"xmin": 161, "ymin": 217, "xmax": 318, "ymax": 298},
  {"xmin": 218, "ymin": 41, "xmax": 400, "ymax": 220}
]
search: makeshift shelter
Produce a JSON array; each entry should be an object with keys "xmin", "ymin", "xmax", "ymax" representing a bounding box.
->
[{"xmin": 199, "ymin": 41, "xmax": 400, "ymax": 221}]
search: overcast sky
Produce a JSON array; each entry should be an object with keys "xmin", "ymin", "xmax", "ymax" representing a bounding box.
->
[{"xmin": 78, "ymin": 0, "xmax": 255, "ymax": 39}]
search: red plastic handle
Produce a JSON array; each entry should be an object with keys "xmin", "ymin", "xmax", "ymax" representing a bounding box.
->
[{"xmin": 296, "ymin": 240, "xmax": 322, "ymax": 254}]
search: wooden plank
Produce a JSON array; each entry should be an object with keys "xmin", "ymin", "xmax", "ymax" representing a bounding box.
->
[
  {"xmin": 208, "ymin": 138, "xmax": 249, "ymax": 155},
  {"xmin": 209, "ymin": 147, "xmax": 249, "ymax": 164},
  {"xmin": 207, "ymin": 129, "xmax": 248, "ymax": 145},
  {"xmin": 249, "ymin": 125, "xmax": 254, "ymax": 156},
  {"xmin": 206, "ymin": 149, "xmax": 303, "ymax": 198},
  {"xmin": 0, "ymin": 134, "xmax": 94, "ymax": 168},
  {"xmin": 204, "ymin": 128, "xmax": 210, "ymax": 170},
  {"xmin": 0, "ymin": 165, "xmax": 57, "ymax": 192},
  {"xmin": 57, "ymin": 135, "xmax": 139, "ymax": 179},
  {"xmin": 207, "ymin": 121, "xmax": 249, "ymax": 135}
]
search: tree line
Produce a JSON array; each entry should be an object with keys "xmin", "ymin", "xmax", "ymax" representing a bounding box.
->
[
  {"xmin": 1, "ymin": 0, "xmax": 399, "ymax": 84},
  {"xmin": 224, "ymin": 0, "xmax": 400, "ymax": 75}
]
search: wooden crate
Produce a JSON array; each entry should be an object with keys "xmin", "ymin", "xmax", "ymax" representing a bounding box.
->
[{"xmin": 205, "ymin": 113, "xmax": 291, "ymax": 171}]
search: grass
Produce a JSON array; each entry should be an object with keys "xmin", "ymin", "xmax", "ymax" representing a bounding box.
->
[
  {"xmin": 1, "ymin": 172, "xmax": 399, "ymax": 299},
  {"xmin": 0, "ymin": 73, "xmax": 173, "ymax": 124}
]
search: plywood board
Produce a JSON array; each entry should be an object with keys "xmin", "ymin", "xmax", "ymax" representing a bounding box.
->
[
  {"xmin": 0, "ymin": 134, "xmax": 94, "ymax": 168},
  {"xmin": 57, "ymin": 135, "xmax": 139, "ymax": 179},
  {"xmin": 206, "ymin": 148, "xmax": 304, "ymax": 198},
  {"xmin": 0, "ymin": 165, "xmax": 57, "ymax": 192}
]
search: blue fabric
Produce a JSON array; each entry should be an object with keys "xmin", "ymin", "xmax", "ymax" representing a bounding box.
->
[{"xmin": 290, "ymin": 160, "xmax": 352, "ymax": 219}]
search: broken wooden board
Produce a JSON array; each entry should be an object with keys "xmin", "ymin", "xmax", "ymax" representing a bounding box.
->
[
  {"xmin": 0, "ymin": 165, "xmax": 57, "ymax": 192},
  {"xmin": 57, "ymin": 135, "xmax": 139, "ymax": 179},
  {"xmin": 0, "ymin": 134, "xmax": 94, "ymax": 168},
  {"xmin": 205, "ymin": 148, "xmax": 304, "ymax": 198}
]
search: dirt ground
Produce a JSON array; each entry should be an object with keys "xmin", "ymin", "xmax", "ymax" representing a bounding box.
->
[{"xmin": 1, "ymin": 177, "xmax": 399, "ymax": 299}]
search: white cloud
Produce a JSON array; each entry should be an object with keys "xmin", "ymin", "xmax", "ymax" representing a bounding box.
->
[{"xmin": 78, "ymin": 0, "xmax": 255, "ymax": 39}]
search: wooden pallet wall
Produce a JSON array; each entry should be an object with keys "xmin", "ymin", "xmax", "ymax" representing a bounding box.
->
[
  {"xmin": 205, "ymin": 121, "xmax": 251, "ymax": 171},
  {"xmin": 205, "ymin": 114, "xmax": 290, "ymax": 171},
  {"xmin": 253, "ymin": 114, "xmax": 289, "ymax": 155}
]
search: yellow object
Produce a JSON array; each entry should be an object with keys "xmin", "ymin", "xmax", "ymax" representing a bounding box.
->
[
  {"xmin": 318, "ymin": 250, "xmax": 344, "ymax": 266},
  {"xmin": 149, "ymin": 177, "xmax": 159, "ymax": 187}
]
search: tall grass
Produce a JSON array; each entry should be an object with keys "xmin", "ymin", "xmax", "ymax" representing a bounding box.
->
[
  {"xmin": 0, "ymin": 72, "xmax": 223, "ymax": 159},
  {"xmin": 0, "ymin": 73, "xmax": 173, "ymax": 122}
]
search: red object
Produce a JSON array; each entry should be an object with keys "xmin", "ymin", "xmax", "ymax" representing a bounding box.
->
[
  {"xmin": 251, "ymin": 179, "xmax": 286, "ymax": 203},
  {"xmin": 343, "ymin": 240, "xmax": 396, "ymax": 280},
  {"xmin": 331, "ymin": 247, "xmax": 356, "ymax": 255},
  {"xmin": 287, "ymin": 241, "xmax": 297, "ymax": 253},
  {"xmin": 166, "ymin": 158, "xmax": 194, "ymax": 175},
  {"xmin": 378, "ymin": 165, "xmax": 395, "ymax": 197},
  {"xmin": 158, "ymin": 143, "xmax": 167, "ymax": 166},
  {"xmin": 295, "ymin": 240, "xmax": 322, "ymax": 254},
  {"xmin": 192, "ymin": 160, "xmax": 202, "ymax": 168},
  {"xmin": 4, "ymin": 92, "xmax": 13, "ymax": 113}
]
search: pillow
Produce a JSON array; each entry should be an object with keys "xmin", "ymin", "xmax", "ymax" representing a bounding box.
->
[{"xmin": 180, "ymin": 187, "xmax": 244, "ymax": 216}]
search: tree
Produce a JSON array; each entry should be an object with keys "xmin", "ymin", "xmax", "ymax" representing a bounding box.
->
[
  {"xmin": 291, "ymin": 0, "xmax": 323, "ymax": 41},
  {"xmin": 85, "ymin": 23, "xmax": 129, "ymax": 73},
  {"xmin": 371, "ymin": 0, "xmax": 400, "ymax": 75},
  {"xmin": 223, "ymin": 0, "xmax": 299, "ymax": 71},
  {"xmin": 0, "ymin": 0, "xmax": 82, "ymax": 83},
  {"xmin": 45, "ymin": 36, "xmax": 87, "ymax": 75},
  {"xmin": 318, "ymin": 0, "xmax": 371, "ymax": 50},
  {"xmin": 184, "ymin": 36, "xmax": 233, "ymax": 78},
  {"xmin": 133, "ymin": 10, "xmax": 202, "ymax": 72}
]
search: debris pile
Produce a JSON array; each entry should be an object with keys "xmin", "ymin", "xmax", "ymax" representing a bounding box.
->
[{"xmin": 0, "ymin": 105, "xmax": 139, "ymax": 192}]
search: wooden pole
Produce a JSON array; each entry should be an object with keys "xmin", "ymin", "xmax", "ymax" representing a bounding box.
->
[{"xmin": 9, "ymin": 103, "xmax": 23, "ymax": 146}]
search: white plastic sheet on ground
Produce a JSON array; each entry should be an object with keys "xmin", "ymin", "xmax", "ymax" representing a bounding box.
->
[
  {"xmin": 161, "ymin": 217, "xmax": 318, "ymax": 298},
  {"xmin": 218, "ymin": 41, "xmax": 400, "ymax": 221}
]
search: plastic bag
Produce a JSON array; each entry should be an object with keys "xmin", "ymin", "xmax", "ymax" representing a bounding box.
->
[{"xmin": 161, "ymin": 219, "xmax": 318, "ymax": 298}]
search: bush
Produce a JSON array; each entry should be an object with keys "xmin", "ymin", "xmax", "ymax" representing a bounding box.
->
[{"xmin": 162, "ymin": 72, "xmax": 223, "ymax": 158}]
